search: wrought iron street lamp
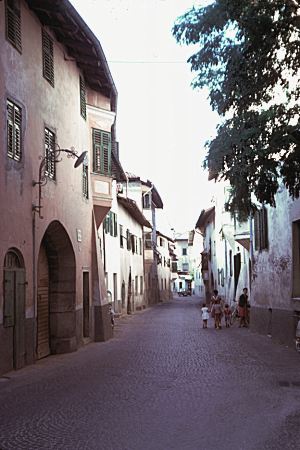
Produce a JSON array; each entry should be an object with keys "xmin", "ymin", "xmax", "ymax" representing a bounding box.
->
[{"xmin": 32, "ymin": 145, "xmax": 87, "ymax": 218}]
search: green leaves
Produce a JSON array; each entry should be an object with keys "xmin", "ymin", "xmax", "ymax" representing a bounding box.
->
[{"xmin": 173, "ymin": 0, "xmax": 300, "ymax": 216}]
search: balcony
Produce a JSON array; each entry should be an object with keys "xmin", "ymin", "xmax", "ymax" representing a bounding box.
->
[
  {"xmin": 234, "ymin": 219, "xmax": 250, "ymax": 250},
  {"xmin": 91, "ymin": 172, "xmax": 112, "ymax": 227}
]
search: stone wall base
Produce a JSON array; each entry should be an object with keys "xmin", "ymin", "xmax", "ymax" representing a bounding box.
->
[
  {"xmin": 94, "ymin": 304, "xmax": 113, "ymax": 342},
  {"xmin": 251, "ymin": 306, "xmax": 297, "ymax": 347}
]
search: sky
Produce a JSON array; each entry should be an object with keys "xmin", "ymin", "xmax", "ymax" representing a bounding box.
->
[{"xmin": 70, "ymin": 0, "xmax": 219, "ymax": 236}]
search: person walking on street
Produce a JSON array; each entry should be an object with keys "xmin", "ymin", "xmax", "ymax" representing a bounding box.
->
[
  {"xmin": 201, "ymin": 303, "xmax": 209, "ymax": 329},
  {"xmin": 224, "ymin": 303, "xmax": 231, "ymax": 328},
  {"xmin": 238, "ymin": 287, "xmax": 249, "ymax": 328},
  {"xmin": 212, "ymin": 298, "xmax": 223, "ymax": 329}
]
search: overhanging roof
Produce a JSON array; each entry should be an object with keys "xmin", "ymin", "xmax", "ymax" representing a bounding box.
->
[
  {"xmin": 157, "ymin": 230, "xmax": 174, "ymax": 243},
  {"xmin": 118, "ymin": 196, "xmax": 152, "ymax": 228},
  {"xmin": 195, "ymin": 206, "xmax": 215, "ymax": 231},
  {"xmin": 26, "ymin": 0, "xmax": 117, "ymax": 109}
]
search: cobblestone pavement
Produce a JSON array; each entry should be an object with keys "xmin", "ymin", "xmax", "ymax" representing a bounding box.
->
[{"xmin": 1, "ymin": 297, "xmax": 300, "ymax": 450}]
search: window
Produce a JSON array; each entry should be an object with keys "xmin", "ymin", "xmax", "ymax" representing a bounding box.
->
[
  {"xmin": 131, "ymin": 235, "xmax": 137, "ymax": 254},
  {"xmin": 182, "ymin": 248, "xmax": 187, "ymax": 256},
  {"xmin": 144, "ymin": 232, "xmax": 152, "ymax": 249},
  {"xmin": 171, "ymin": 262, "xmax": 177, "ymax": 272},
  {"xmin": 254, "ymin": 207, "xmax": 268, "ymax": 251},
  {"xmin": 182, "ymin": 263, "xmax": 189, "ymax": 272},
  {"xmin": 120, "ymin": 225, "xmax": 124, "ymax": 248},
  {"xmin": 126, "ymin": 229, "xmax": 131, "ymax": 250},
  {"xmin": 92, "ymin": 129, "xmax": 111, "ymax": 176},
  {"xmin": 79, "ymin": 76, "xmax": 86, "ymax": 119},
  {"xmin": 159, "ymin": 237, "xmax": 164, "ymax": 247},
  {"xmin": 82, "ymin": 162, "xmax": 89, "ymax": 199},
  {"xmin": 7, "ymin": 99, "xmax": 22, "ymax": 161},
  {"xmin": 44, "ymin": 128, "xmax": 56, "ymax": 179},
  {"xmin": 143, "ymin": 193, "xmax": 151, "ymax": 209},
  {"xmin": 42, "ymin": 29, "xmax": 54, "ymax": 87},
  {"xmin": 139, "ymin": 238, "xmax": 142, "ymax": 255},
  {"xmin": 140, "ymin": 276, "xmax": 143, "ymax": 294},
  {"xmin": 104, "ymin": 212, "xmax": 117, "ymax": 236},
  {"xmin": 6, "ymin": 0, "xmax": 21, "ymax": 52},
  {"xmin": 135, "ymin": 276, "xmax": 138, "ymax": 295}
]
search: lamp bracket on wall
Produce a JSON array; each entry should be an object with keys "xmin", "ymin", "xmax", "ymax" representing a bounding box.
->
[{"xmin": 32, "ymin": 144, "xmax": 87, "ymax": 218}]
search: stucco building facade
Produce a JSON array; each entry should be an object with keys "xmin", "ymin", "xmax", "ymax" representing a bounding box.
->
[{"xmin": 0, "ymin": 0, "xmax": 121, "ymax": 375}]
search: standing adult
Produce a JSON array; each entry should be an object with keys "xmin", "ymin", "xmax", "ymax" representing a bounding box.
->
[{"xmin": 238, "ymin": 287, "xmax": 249, "ymax": 328}]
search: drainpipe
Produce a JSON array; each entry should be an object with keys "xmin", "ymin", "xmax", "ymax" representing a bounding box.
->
[{"xmin": 32, "ymin": 210, "xmax": 37, "ymax": 354}]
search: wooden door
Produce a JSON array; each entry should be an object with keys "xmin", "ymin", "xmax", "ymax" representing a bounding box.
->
[
  {"xmin": 37, "ymin": 245, "xmax": 50, "ymax": 359},
  {"xmin": 83, "ymin": 272, "xmax": 89, "ymax": 338}
]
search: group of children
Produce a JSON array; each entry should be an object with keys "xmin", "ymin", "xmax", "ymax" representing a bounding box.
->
[{"xmin": 201, "ymin": 290, "xmax": 233, "ymax": 330}]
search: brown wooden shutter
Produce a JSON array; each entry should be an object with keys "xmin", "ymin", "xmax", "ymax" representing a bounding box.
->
[
  {"xmin": 4, "ymin": 270, "xmax": 15, "ymax": 328},
  {"xmin": 6, "ymin": 0, "xmax": 22, "ymax": 52},
  {"xmin": 42, "ymin": 29, "xmax": 54, "ymax": 87},
  {"xmin": 254, "ymin": 211, "xmax": 260, "ymax": 250},
  {"xmin": 80, "ymin": 76, "xmax": 86, "ymax": 119}
]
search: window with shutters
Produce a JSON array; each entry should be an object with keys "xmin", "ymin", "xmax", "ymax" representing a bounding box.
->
[
  {"xmin": 143, "ymin": 193, "xmax": 151, "ymax": 209},
  {"xmin": 104, "ymin": 212, "xmax": 117, "ymax": 236},
  {"xmin": 82, "ymin": 162, "xmax": 89, "ymax": 199},
  {"xmin": 92, "ymin": 129, "xmax": 111, "ymax": 176},
  {"xmin": 126, "ymin": 229, "xmax": 131, "ymax": 251},
  {"xmin": 144, "ymin": 232, "xmax": 152, "ymax": 249},
  {"xmin": 5, "ymin": 0, "xmax": 22, "ymax": 52},
  {"xmin": 254, "ymin": 207, "xmax": 269, "ymax": 251},
  {"xmin": 7, "ymin": 99, "xmax": 22, "ymax": 161},
  {"xmin": 44, "ymin": 128, "xmax": 56, "ymax": 180},
  {"xmin": 79, "ymin": 76, "xmax": 86, "ymax": 119},
  {"xmin": 42, "ymin": 29, "xmax": 54, "ymax": 87}
]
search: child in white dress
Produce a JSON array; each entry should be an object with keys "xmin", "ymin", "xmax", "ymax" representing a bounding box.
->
[{"xmin": 201, "ymin": 303, "xmax": 209, "ymax": 329}]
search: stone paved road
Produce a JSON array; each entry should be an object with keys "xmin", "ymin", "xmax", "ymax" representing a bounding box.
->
[{"xmin": 1, "ymin": 297, "xmax": 300, "ymax": 450}]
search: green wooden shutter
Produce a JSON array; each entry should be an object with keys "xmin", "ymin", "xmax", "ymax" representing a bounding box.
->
[
  {"xmin": 79, "ymin": 76, "xmax": 86, "ymax": 119},
  {"xmin": 101, "ymin": 131, "xmax": 111, "ymax": 176},
  {"xmin": 4, "ymin": 270, "xmax": 15, "ymax": 327}
]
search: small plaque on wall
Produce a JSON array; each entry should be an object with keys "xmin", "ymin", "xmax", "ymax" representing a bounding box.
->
[{"xmin": 76, "ymin": 228, "xmax": 82, "ymax": 242}]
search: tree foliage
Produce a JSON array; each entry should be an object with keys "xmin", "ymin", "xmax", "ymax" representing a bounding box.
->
[{"xmin": 173, "ymin": 0, "xmax": 300, "ymax": 217}]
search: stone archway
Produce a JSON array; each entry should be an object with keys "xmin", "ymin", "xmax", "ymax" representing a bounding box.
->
[{"xmin": 37, "ymin": 221, "xmax": 77, "ymax": 357}]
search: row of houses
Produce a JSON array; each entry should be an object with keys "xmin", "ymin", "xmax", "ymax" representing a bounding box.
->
[
  {"xmin": 191, "ymin": 179, "xmax": 300, "ymax": 347},
  {"xmin": 0, "ymin": 0, "xmax": 178, "ymax": 376}
]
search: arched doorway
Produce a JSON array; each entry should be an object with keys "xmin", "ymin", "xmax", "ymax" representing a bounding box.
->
[
  {"xmin": 3, "ymin": 249, "xmax": 26, "ymax": 369},
  {"xmin": 37, "ymin": 221, "xmax": 77, "ymax": 358}
]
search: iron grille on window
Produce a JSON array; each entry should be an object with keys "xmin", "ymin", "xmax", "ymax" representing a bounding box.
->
[
  {"xmin": 42, "ymin": 29, "xmax": 54, "ymax": 87},
  {"xmin": 254, "ymin": 207, "xmax": 269, "ymax": 251},
  {"xmin": 82, "ymin": 163, "xmax": 89, "ymax": 199},
  {"xmin": 79, "ymin": 76, "xmax": 86, "ymax": 119},
  {"xmin": 7, "ymin": 100, "xmax": 22, "ymax": 161},
  {"xmin": 44, "ymin": 128, "xmax": 56, "ymax": 179},
  {"xmin": 92, "ymin": 129, "xmax": 111, "ymax": 176},
  {"xmin": 6, "ymin": 0, "xmax": 21, "ymax": 52}
]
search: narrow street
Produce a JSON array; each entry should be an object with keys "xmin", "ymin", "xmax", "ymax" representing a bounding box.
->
[{"xmin": 0, "ymin": 297, "xmax": 300, "ymax": 450}]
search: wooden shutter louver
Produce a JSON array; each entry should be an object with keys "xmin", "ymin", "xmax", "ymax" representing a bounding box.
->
[
  {"xmin": 44, "ymin": 128, "xmax": 56, "ymax": 179},
  {"xmin": 92, "ymin": 129, "xmax": 111, "ymax": 175},
  {"xmin": 42, "ymin": 30, "xmax": 54, "ymax": 87},
  {"xmin": 6, "ymin": 0, "xmax": 22, "ymax": 52},
  {"xmin": 80, "ymin": 76, "xmax": 87, "ymax": 119},
  {"xmin": 7, "ymin": 100, "xmax": 22, "ymax": 161},
  {"xmin": 82, "ymin": 163, "xmax": 89, "ymax": 199}
]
